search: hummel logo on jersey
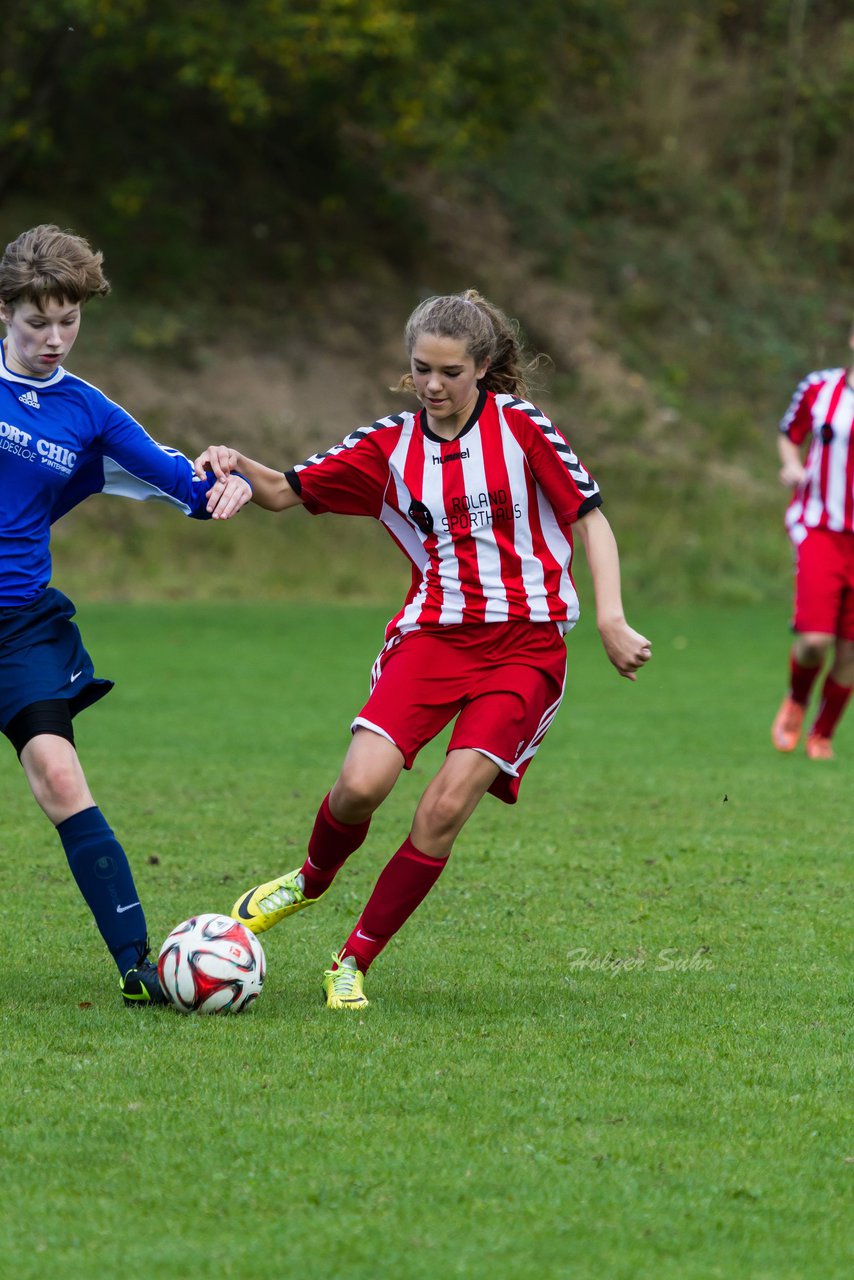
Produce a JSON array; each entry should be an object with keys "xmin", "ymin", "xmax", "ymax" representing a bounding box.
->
[
  {"xmin": 432, "ymin": 447, "xmax": 469, "ymax": 465},
  {"xmin": 18, "ymin": 390, "xmax": 40, "ymax": 409}
]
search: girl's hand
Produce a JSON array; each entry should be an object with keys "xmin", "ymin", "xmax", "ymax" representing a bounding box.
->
[
  {"xmin": 194, "ymin": 445, "xmax": 238, "ymax": 484},
  {"xmin": 599, "ymin": 619, "xmax": 652, "ymax": 681},
  {"xmin": 779, "ymin": 459, "xmax": 806, "ymax": 487}
]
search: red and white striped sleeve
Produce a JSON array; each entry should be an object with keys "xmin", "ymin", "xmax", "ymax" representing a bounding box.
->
[
  {"xmin": 286, "ymin": 417, "xmax": 404, "ymax": 517},
  {"xmin": 780, "ymin": 372, "xmax": 826, "ymax": 446},
  {"xmin": 499, "ymin": 397, "xmax": 601, "ymax": 527}
]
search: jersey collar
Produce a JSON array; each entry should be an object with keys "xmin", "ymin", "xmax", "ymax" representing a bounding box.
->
[
  {"xmin": 419, "ymin": 386, "xmax": 487, "ymax": 444},
  {"xmin": 0, "ymin": 340, "xmax": 66, "ymax": 388}
]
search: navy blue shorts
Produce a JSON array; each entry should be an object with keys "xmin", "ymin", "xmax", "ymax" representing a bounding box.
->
[{"xmin": 0, "ymin": 587, "xmax": 113, "ymax": 732}]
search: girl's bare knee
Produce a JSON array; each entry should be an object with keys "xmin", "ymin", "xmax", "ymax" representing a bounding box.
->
[{"xmin": 795, "ymin": 633, "xmax": 833, "ymax": 665}]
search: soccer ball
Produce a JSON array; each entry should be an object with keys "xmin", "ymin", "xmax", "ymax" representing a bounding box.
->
[{"xmin": 157, "ymin": 913, "xmax": 266, "ymax": 1014}]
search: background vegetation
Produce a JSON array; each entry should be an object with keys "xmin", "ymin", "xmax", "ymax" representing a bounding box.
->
[{"xmin": 2, "ymin": 0, "xmax": 854, "ymax": 606}]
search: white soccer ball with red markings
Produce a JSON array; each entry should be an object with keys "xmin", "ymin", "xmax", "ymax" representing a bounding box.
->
[{"xmin": 157, "ymin": 913, "xmax": 266, "ymax": 1014}]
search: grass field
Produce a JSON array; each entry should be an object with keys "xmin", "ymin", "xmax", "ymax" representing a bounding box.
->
[{"xmin": 0, "ymin": 601, "xmax": 850, "ymax": 1280}]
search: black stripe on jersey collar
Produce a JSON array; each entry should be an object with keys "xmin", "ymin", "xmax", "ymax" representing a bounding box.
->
[{"xmin": 418, "ymin": 386, "xmax": 487, "ymax": 443}]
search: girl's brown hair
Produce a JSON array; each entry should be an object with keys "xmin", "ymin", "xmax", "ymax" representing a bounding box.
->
[{"xmin": 397, "ymin": 288, "xmax": 540, "ymax": 397}]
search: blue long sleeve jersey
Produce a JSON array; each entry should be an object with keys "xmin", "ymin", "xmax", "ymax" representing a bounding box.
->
[{"xmin": 1, "ymin": 346, "xmax": 214, "ymax": 606}]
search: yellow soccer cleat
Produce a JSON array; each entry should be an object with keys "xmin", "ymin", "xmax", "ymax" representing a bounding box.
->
[
  {"xmin": 231, "ymin": 869, "xmax": 322, "ymax": 935},
  {"xmin": 323, "ymin": 952, "xmax": 369, "ymax": 1010}
]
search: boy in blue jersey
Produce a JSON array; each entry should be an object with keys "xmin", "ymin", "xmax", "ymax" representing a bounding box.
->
[{"xmin": 0, "ymin": 224, "xmax": 251, "ymax": 1005}]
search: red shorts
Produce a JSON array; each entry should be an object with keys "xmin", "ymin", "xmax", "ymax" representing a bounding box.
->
[
  {"xmin": 793, "ymin": 528, "xmax": 854, "ymax": 640},
  {"xmin": 352, "ymin": 621, "xmax": 567, "ymax": 804}
]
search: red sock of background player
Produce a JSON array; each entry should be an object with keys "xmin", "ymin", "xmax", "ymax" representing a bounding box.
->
[
  {"xmin": 299, "ymin": 793, "xmax": 371, "ymax": 899},
  {"xmin": 789, "ymin": 654, "xmax": 822, "ymax": 706},
  {"xmin": 810, "ymin": 675, "xmax": 852, "ymax": 739},
  {"xmin": 338, "ymin": 836, "xmax": 448, "ymax": 972}
]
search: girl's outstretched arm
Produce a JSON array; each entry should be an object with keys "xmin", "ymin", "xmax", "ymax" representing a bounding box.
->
[
  {"xmin": 777, "ymin": 434, "xmax": 806, "ymax": 488},
  {"xmin": 194, "ymin": 445, "xmax": 303, "ymax": 515},
  {"xmin": 575, "ymin": 507, "xmax": 652, "ymax": 680}
]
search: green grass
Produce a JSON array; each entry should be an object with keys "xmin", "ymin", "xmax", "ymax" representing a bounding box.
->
[{"xmin": 0, "ymin": 602, "xmax": 850, "ymax": 1279}]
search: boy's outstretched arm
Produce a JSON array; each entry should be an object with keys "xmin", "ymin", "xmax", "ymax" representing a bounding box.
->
[
  {"xmin": 194, "ymin": 446, "xmax": 303, "ymax": 516},
  {"xmin": 575, "ymin": 507, "xmax": 652, "ymax": 680}
]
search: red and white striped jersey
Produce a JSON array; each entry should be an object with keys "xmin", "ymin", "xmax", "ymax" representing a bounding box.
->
[
  {"xmin": 780, "ymin": 367, "xmax": 854, "ymax": 543},
  {"xmin": 287, "ymin": 388, "xmax": 601, "ymax": 640}
]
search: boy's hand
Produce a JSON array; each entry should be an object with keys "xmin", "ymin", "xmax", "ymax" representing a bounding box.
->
[{"xmin": 206, "ymin": 472, "xmax": 252, "ymax": 520}]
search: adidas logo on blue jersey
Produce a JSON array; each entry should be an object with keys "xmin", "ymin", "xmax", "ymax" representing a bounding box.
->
[{"xmin": 18, "ymin": 390, "xmax": 40, "ymax": 409}]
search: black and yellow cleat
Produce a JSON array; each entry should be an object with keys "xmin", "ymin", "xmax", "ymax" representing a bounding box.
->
[
  {"xmin": 231, "ymin": 869, "xmax": 323, "ymax": 935},
  {"xmin": 120, "ymin": 957, "xmax": 168, "ymax": 1007},
  {"xmin": 322, "ymin": 952, "xmax": 369, "ymax": 1010}
]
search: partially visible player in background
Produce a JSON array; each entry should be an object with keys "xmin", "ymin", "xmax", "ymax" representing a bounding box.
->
[
  {"xmin": 198, "ymin": 288, "xmax": 651, "ymax": 1010},
  {"xmin": 0, "ymin": 224, "xmax": 251, "ymax": 1004},
  {"xmin": 771, "ymin": 324, "xmax": 854, "ymax": 760}
]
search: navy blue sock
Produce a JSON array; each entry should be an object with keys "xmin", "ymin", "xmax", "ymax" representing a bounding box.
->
[{"xmin": 56, "ymin": 806, "xmax": 148, "ymax": 977}]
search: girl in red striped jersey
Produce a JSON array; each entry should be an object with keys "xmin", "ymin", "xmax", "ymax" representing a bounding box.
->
[
  {"xmin": 772, "ymin": 327, "xmax": 854, "ymax": 760},
  {"xmin": 198, "ymin": 289, "xmax": 651, "ymax": 1009}
]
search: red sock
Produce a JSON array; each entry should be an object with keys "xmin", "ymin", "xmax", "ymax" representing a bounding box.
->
[
  {"xmin": 340, "ymin": 836, "xmax": 448, "ymax": 972},
  {"xmin": 789, "ymin": 655, "xmax": 822, "ymax": 706},
  {"xmin": 811, "ymin": 676, "xmax": 852, "ymax": 739},
  {"xmin": 300, "ymin": 794, "xmax": 370, "ymax": 899}
]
